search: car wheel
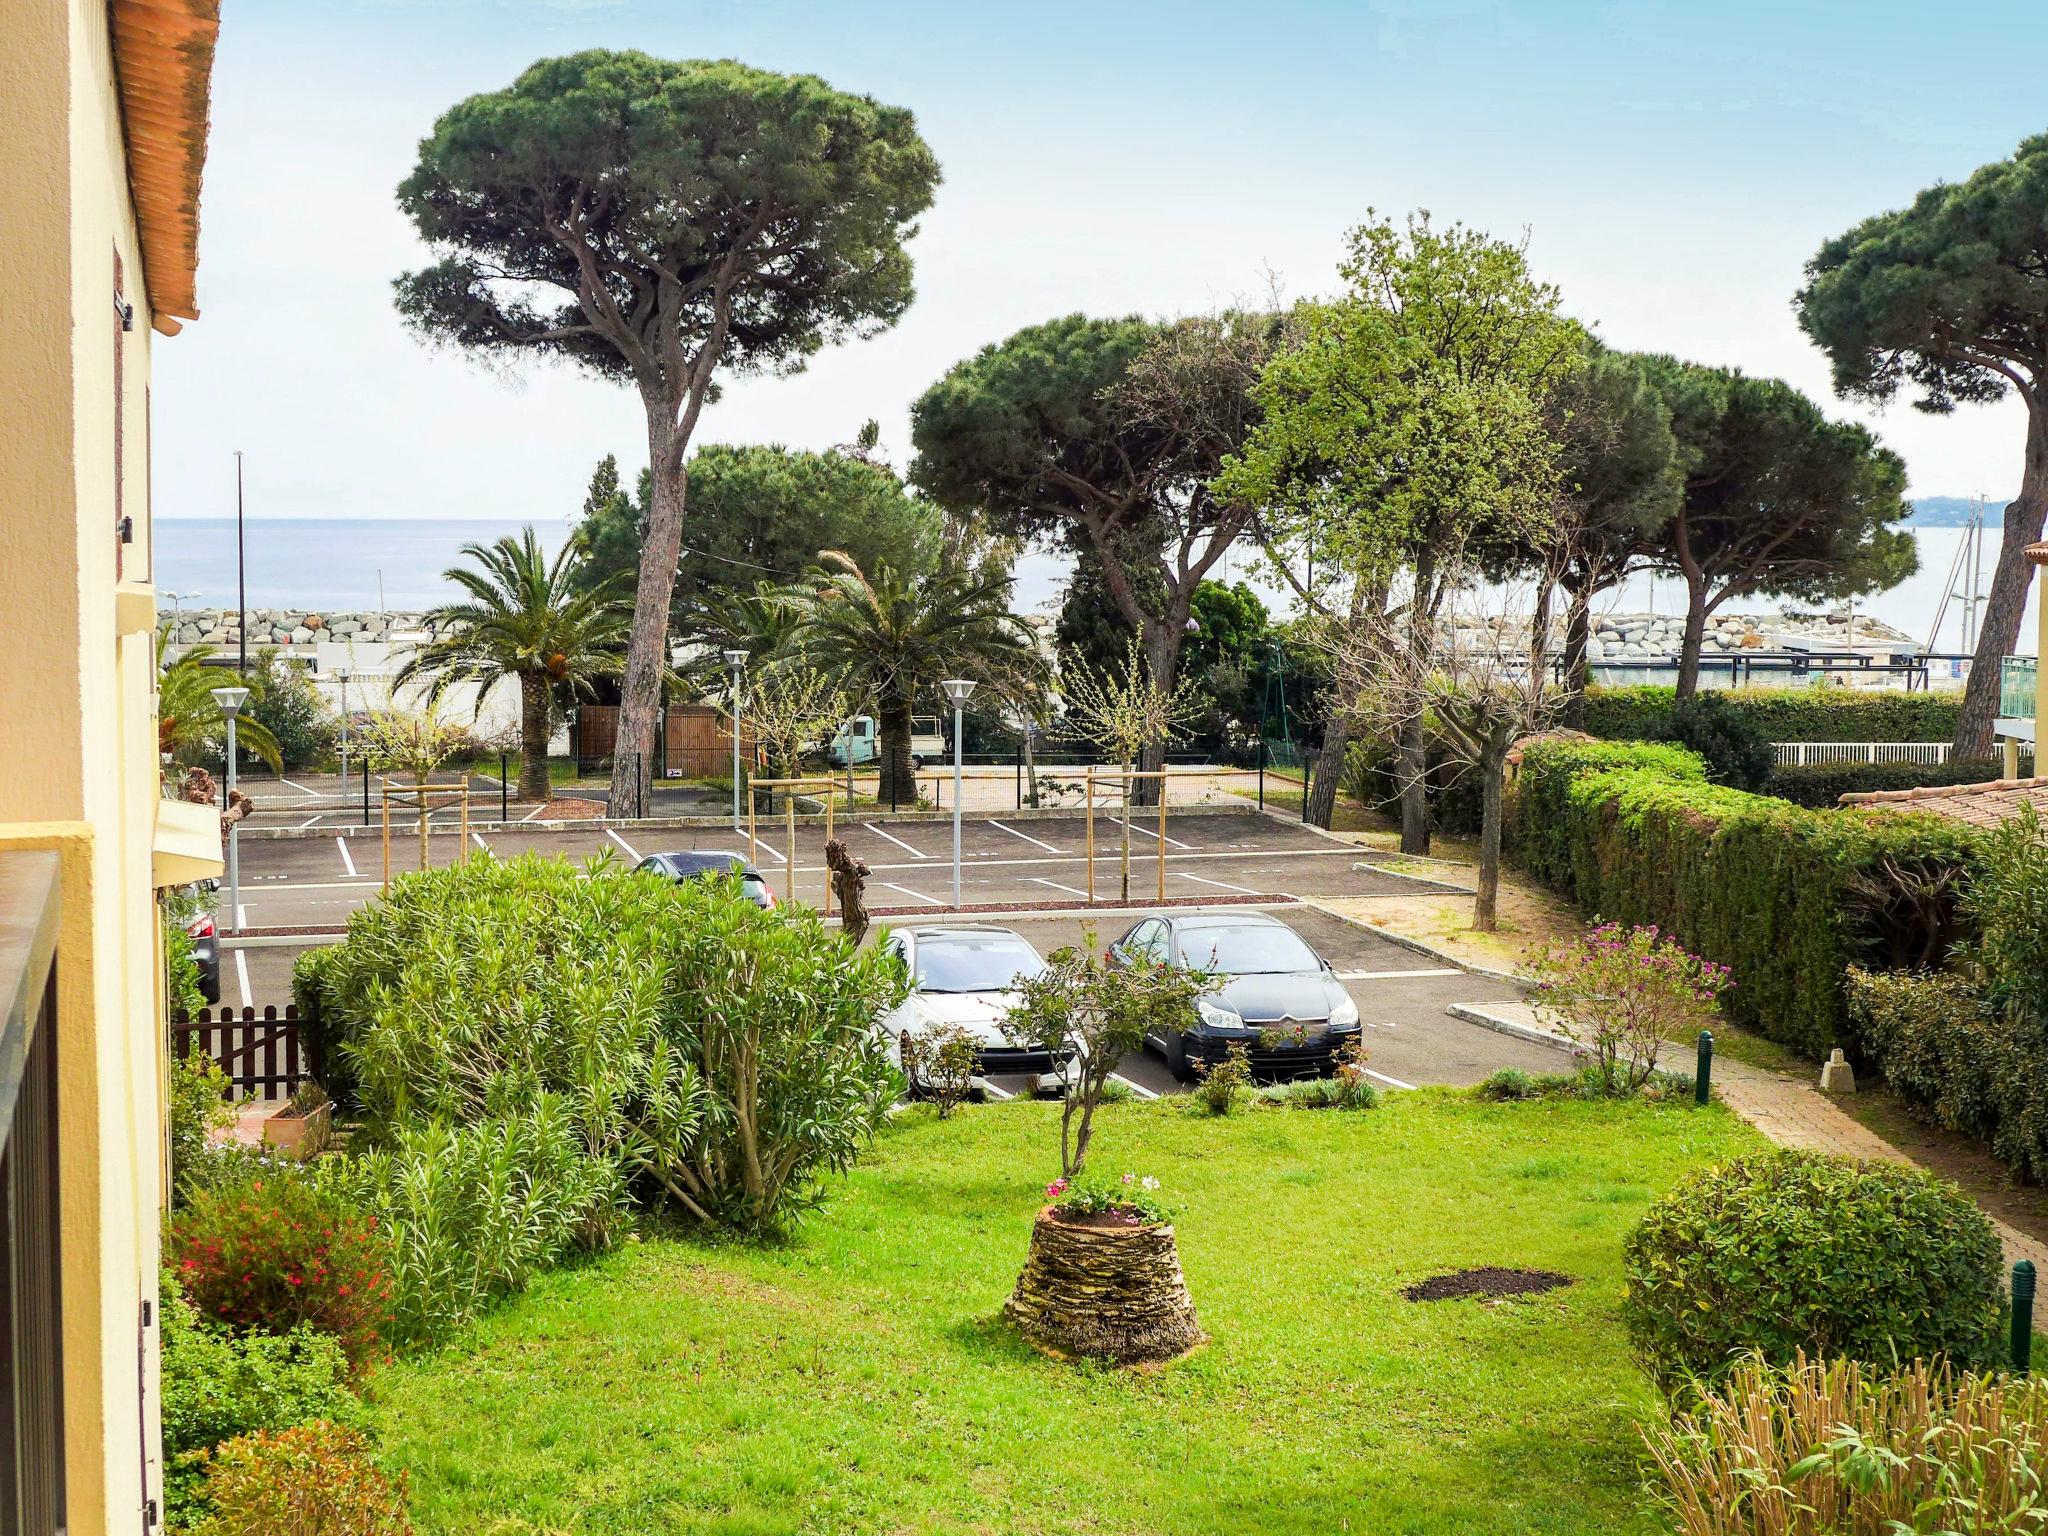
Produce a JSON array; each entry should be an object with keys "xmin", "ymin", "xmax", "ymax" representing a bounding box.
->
[
  {"xmin": 910, "ymin": 754, "xmax": 924, "ymax": 772},
  {"xmin": 1164, "ymin": 1030, "xmax": 1192, "ymax": 1083}
]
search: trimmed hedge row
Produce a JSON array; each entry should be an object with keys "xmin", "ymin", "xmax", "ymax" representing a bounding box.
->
[
  {"xmin": 1582, "ymin": 686, "xmax": 1962, "ymax": 745},
  {"xmin": 1844, "ymin": 967, "xmax": 2048, "ymax": 1183},
  {"xmin": 1513, "ymin": 739, "xmax": 1981, "ymax": 1055},
  {"xmin": 1760, "ymin": 757, "xmax": 2006, "ymax": 809}
]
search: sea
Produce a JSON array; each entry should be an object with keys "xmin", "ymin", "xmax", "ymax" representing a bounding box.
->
[{"xmin": 153, "ymin": 515, "xmax": 2036, "ymax": 656}]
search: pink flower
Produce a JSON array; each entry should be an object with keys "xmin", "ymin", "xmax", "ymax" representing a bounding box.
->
[
  {"xmin": 1121, "ymin": 1172, "xmax": 1135, "ymax": 1186},
  {"xmin": 1045, "ymin": 1177, "xmax": 1068, "ymax": 1198}
]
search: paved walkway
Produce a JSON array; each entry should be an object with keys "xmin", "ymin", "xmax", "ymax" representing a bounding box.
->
[{"xmin": 1454, "ymin": 999, "xmax": 2048, "ymax": 1273}]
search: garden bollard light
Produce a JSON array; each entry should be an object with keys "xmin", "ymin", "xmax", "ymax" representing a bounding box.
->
[
  {"xmin": 2015, "ymin": 1260, "xmax": 2036, "ymax": 1374},
  {"xmin": 1694, "ymin": 1030, "xmax": 1713, "ymax": 1107}
]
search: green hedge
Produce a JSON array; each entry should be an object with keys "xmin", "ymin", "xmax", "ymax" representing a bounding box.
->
[
  {"xmin": 1582, "ymin": 686, "xmax": 1962, "ymax": 744},
  {"xmin": 1761, "ymin": 757, "xmax": 2006, "ymax": 809},
  {"xmin": 1513, "ymin": 740, "xmax": 1981, "ymax": 1055}
]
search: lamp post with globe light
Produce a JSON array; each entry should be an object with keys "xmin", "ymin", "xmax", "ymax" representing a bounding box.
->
[
  {"xmin": 940, "ymin": 679, "xmax": 977, "ymax": 907},
  {"xmin": 335, "ymin": 666, "xmax": 353, "ymax": 805},
  {"xmin": 211, "ymin": 686, "xmax": 250, "ymax": 933},
  {"xmin": 725, "ymin": 649, "xmax": 749, "ymax": 833}
]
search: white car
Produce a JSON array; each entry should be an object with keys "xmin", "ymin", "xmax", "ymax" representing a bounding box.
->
[{"xmin": 877, "ymin": 925, "xmax": 1070, "ymax": 1079}]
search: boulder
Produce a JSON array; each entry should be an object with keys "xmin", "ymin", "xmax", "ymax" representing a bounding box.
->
[{"xmin": 289, "ymin": 626, "xmax": 314, "ymax": 644}]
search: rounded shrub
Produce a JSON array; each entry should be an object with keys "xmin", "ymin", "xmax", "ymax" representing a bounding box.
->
[{"xmin": 1623, "ymin": 1150, "xmax": 2005, "ymax": 1394}]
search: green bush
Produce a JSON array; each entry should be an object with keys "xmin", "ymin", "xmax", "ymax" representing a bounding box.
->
[
  {"xmin": 1842, "ymin": 967, "xmax": 2048, "ymax": 1177},
  {"xmin": 304, "ymin": 853, "xmax": 906, "ymax": 1233},
  {"xmin": 168, "ymin": 1051, "xmax": 236, "ymax": 1206},
  {"xmin": 1762, "ymin": 756, "xmax": 2006, "ymax": 808},
  {"xmin": 1622, "ymin": 1150, "xmax": 2005, "ymax": 1395},
  {"xmin": 1652, "ymin": 694, "xmax": 1776, "ymax": 790},
  {"xmin": 1582, "ymin": 685, "xmax": 1962, "ymax": 744},
  {"xmin": 1341, "ymin": 737, "xmax": 1485, "ymax": 836},
  {"xmin": 244, "ymin": 649, "xmax": 340, "ymax": 771},
  {"xmin": 1512, "ymin": 739, "xmax": 1980, "ymax": 1054},
  {"xmin": 161, "ymin": 1268, "xmax": 360, "ymax": 1531},
  {"xmin": 313, "ymin": 1103, "xmax": 618, "ymax": 1344},
  {"xmin": 188, "ymin": 1420, "xmax": 409, "ymax": 1536}
]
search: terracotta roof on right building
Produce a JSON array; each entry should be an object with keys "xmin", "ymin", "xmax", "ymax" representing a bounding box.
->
[{"xmin": 1842, "ymin": 776, "xmax": 2048, "ymax": 828}]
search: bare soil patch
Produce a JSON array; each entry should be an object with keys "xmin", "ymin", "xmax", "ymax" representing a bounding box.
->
[{"xmin": 1402, "ymin": 1266, "xmax": 1574, "ymax": 1303}]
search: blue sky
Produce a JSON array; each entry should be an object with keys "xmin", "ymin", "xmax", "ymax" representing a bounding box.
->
[{"xmin": 154, "ymin": 0, "xmax": 2048, "ymax": 531}]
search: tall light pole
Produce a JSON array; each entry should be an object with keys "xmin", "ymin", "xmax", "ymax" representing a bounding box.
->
[
  {"xmin": 212, "ymin": 686, "xmax": 250, "ymax": 934},
  {"xmin": 940, "ymin": 679, "xmax": 976, "ymax": 908},
  {"xmin": 167, "ymin": 589, "xmax": 201, "ymax": 622},
  {"xmin": 724, "ymin": 649, "xmax": 748, "ymax": 833},
  {"xmin": 335, "ymin": 666, "xmax": 353, "ymax": 804}
]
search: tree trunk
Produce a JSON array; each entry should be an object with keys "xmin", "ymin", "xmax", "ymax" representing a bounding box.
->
[
  {"xmin": 1023, "ymin": 725, "xmax": 1040, "ymax": 809},
  {"xmin": 1133, "ymin": 616, "xmax": 1189, "ymax": 809},
  {"xmin": 518, "ymin": 671, "xmax": 551, "ymax": 804},
  {"xmin": 1561, "ymin": 578, "xmax": 1593, "ymax": 729},
  {"xmin": 878, "ymin": 691, "xmax": 916, "ymax": 807},
  {"xmin": 1304, "ymin": 717, "xmax": 1348, "ymax": 830},
  {"xmin": 1398, "ymin": 709, "xmax": 1430, "ymax": 855},
  {"xmin": 1953, "ymin": 411, "xmax": 2048, "ymax": 758},
  {"xmin": 609, "ymin": 411, "xmax": 689, "ymax": 816},
  {"xmin": 1674, "ymin": 570, "xmax": 1710, "ymax": 703},
  {"xmin": 1474, "ymin": 746, "xmax": 1505, "ymax": 932}
]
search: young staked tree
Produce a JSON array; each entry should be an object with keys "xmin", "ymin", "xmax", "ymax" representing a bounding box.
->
[
  {"xmin": 393, "ymin": 51, "xmax": 940, "ymax": 815},
  {"xmin": 1334, "ymin": 578, "xmax": 1555, "ymax": 931},
  {"xmin": 356, "ymin": 703, "xmax": 468, "ymax": 872},
  {"xmin": 1797, "ymin": 132, "xmax": 2048, "ymax": 756},
  {"xmin": 731, "ymin": 666, "xmax": 847, "ymax": 782},
  {"xmin": 1640, "ymin": 359, "xmax": 1916, "ymax": 701},
  {"xmin": 1058, "ymin": 637, "xmax": 1207, "ymax": 901},
  {"xmin": 911, "ymin": 312, "xmax": 1272, "ymax": 801},
  {"xmin": 395, "ymin": 528, "xmax": 632, "ymax": 803},
  {"xmin": 1219, "ymin": 211, "xmax": 1581, "ymax": 852}
]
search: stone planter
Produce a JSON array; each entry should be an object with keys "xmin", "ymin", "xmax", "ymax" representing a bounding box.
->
[
  {"xmin": 261, "ymin": 1100, "xmax": 331, "ymax": 1160},
  {"xmin": 1004, "ymin": 1206, "xmax": 1202, "ymax": 1365}
]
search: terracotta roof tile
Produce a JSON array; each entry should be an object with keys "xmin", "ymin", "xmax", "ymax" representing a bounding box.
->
[
  {"xmin": 1841, "ymin": 777, "xmax": 2048, "ymax": 829},
  {"xmin": 109, "ymin": 0, "xmax": 219, "ymax": 332}
]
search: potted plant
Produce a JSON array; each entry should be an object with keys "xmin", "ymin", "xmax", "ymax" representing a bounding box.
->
[
  {"xmin": 261, "ymin": 1081, "xmax": 332, "ymax": 1160},
  {"xmin": 1004, "ymin": 1174, "xmax": 1202, "ymax": 1365}
]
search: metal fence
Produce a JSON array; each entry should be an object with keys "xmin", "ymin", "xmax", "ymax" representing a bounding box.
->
[{"xmin": 1771, "ymin": 741, "xmax": 1955, "ymax": 767}]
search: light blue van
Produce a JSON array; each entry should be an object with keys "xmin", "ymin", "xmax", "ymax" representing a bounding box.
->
[{"xmin": 826, "ymin": 714, "xmax": 947, "ymax": 768}]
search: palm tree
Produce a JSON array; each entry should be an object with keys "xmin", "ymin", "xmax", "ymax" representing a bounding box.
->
[
  {"xmin": 395, "ymin": 528, "xmax": 632, "ymax": 803},
  {"xmin": 157, "ymin": 629, "xmax": 282, "ymax": 772},
  {"xmin": 795, "ymin": 552, "xmax": 1036, "ymax": 805}
]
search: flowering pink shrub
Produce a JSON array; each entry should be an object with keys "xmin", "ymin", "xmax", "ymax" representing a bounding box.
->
[
  {"xmin": 1047, "ymin": 1173, "xmax": 1173, "ymax": 1226},
  {"xmin": 168, "ymin": 1173, "xmax": 393, "ymax": 1370},
  {"xmin": 1530, "ymin": 923, "xmax": 1729, "ymax": 1096}
]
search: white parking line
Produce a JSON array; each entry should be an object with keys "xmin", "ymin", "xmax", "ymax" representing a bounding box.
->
[
  {"xmin": 1335, "ymin": 967, "xmax": 1463, "ymax": 980},
  {"xmin": 1179, "ymin": 871, "xmax": 1263, "ymax": 897},
  {"xmin": 987, "ymin": 819, "xmax": 1061, "ymax": 854},
  {"xmin": 1364, "ymin": 1068, "xmax": 1416, "ymax": 1090},
  {"xmin": 1108, "ymin": 1072, "xmax": 1159, "ymax": 1101},
  {"xmin": 1126, "ymin": 821, "xmax": 1194, "ymax": 850},
  {"xmin": 978, "ymin": 1079, "xmax": 1014, "ymax": 1101},
  {"xmin": 605, "ymin": 828, "xmax": 642, "ymax": 860},
  {"xmin": 864, "ymin": 824, "xmax": 929, "ymax": 858},
  {"xmin": 236, "ymin": 905, "xmax": 247, "ymax": 929},
  {"xmin": 519, "ymin": 802, "xmax": 548, "ymax": 823},
  {"xmin": 281, "ymin": 778, "xmax": 323, "ymax": 801},
  {"xmin": 471, "ymin": 832, "xmax": 491, "ymax": 855},
  {"xmin": 233, "ymin": 949, "xmax": 253, "ymax": 1008},
  {"xmin": 1030, "ymin": 877, "xmax": 1090, "ymax": 899},
  {"xmin": 335, "ymin": 837, "xmax": 357, "ymax": 878},
  {"xmin": 744, "ymin": 836, "xmax": 787, "ymax": 864},
  {"xmin": 880, "ymin": 881, "xmax": 946, "ymax": 907},
  {"xmin": 295, "ymin": 815, "xmax": 323, "ymax": 831}
]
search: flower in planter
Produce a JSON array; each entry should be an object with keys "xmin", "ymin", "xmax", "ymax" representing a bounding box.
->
[{"xmin": 1049, "ymin": 1173, "xmax": 1176, "ymax": 1227}]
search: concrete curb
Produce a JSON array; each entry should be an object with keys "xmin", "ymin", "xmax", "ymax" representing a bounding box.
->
[
  {"xmin": 1444, "ymin": 1000, "xmax": 1580, "ymax": 1056},
  {"xmin": 1295, "ymin": 900, "xmax": 1532, "ymax": 989}
]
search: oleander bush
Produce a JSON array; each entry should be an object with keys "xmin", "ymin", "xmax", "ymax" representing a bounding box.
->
[
  {"xmin": 1512, "ymin": 738, "xmax": 1980, "ymax": 1053},
  {"xmin": 1762, "ymin": 755, "xmax": 2005, "ymax": 808},
  {"xmin": 1581, "ymin": 685, "xmax": 1962, "ymax": 744},
  {"xmin": 160, "ymin": 1268, "xmax": 362, "ymax": 1531},
  {"xmin": 1622, "ymin": 1151, "xmax": 2004, "ymax": 1396},
  {"xmin": 168, "ymin": 1171, "xmax": 395, "ymax": 1370},
  {"xmin": 295, "ymin": 852, "xmax": 907, "ymax": 1233},
  {"xmin": 190, "ymin": 1421, "xmax": 410, "ymax": 1536},
  {"xmin": 1647, "ymin": 1353, "xmax": 2048, "ymax": 1536}
]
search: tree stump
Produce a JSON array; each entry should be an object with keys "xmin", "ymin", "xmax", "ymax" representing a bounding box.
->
[{"xmin": 1004, "ymin": 1207, "xmax": 1202, "ymax": 1365}]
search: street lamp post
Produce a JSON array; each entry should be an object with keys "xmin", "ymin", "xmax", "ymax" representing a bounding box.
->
[
  {"xmin": 940, "ymin": 679, "xmax": 977, "ymax": 908},
  {"xmin": 724, "ymin": 649, "xmax": 749, "ymax": 834},
  {"xmin": 335, "ymin": 666, "xmax": 353, "ymax": 804},
  {"xmin": 212, "ymin": 686, "xmax": 250, "ymax": 934},
  {"xmin": 167, "ymin": 589, "xmax": 201, "ymax": 622}
]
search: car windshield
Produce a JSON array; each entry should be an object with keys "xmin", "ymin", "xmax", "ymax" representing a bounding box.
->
[
  {"xmin": 1176, "ymin": 924, "xmax": 1319, "ymax": 975},
  {"xmin": 914, "ymin": 935, "xmax": 1046, "ymax": 993}
]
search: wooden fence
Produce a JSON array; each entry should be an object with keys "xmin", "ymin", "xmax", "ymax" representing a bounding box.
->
[{"xmin": 173, "ymin": 1005, "xmax": 307, "ymax": 1100}]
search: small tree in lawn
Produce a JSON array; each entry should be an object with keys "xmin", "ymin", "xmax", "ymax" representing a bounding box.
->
[
  {"xmin": 394, "ymin": 50, "xmax": 940, "ymax": 817},
  {"xmin": 1059, "ymin": 637, "xmax": 1205, "ymax": 900},
  {"xmin": 1529, "ymin": 923, "xmax": 1729, "ymax": 1095},
  {"xmin": 1005, "ymin": 928, "xmax": 1210, "ymax": 1177},
  {"xmin": 357, "ymin": 704, "xmax": 467, "ymax": 872}
]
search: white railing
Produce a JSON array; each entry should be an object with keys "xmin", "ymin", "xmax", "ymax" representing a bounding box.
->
[{"xmin": 1772, "ymin": 742, "xmax": 1952, "ymax": 767}]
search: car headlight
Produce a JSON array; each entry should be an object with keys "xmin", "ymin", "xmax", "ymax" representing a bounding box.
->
[
  {"xmin": 1196, "ymin": 997, "xmax": 1243, "ymax": 1029},
  {"xmin": 1329, "ymin": 995, "xmax": 1359, "ymax": 1029}
]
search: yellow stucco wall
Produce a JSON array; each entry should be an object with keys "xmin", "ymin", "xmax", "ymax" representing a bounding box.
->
[{"xmin": 0, "ymin": 0, "xmax": 178, "ymax": 1526}]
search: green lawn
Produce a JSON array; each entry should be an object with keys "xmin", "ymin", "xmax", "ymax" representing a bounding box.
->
[{"xmin": 369, "ymin": 1092, "xmax": 1760, "ymax": 1535}]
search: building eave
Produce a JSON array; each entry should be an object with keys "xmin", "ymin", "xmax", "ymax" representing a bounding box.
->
[{"xmin": 108, "ymin": 0, "xmax": 219, "ymax": 334}]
